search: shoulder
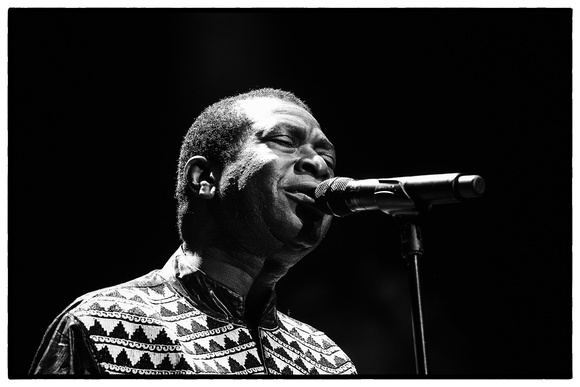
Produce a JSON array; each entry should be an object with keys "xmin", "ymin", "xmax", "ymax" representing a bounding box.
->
[
  {"xmin": 60, "ymin": 270, "xmax": 198, "ymax": 375},
  {"xmin": 68, "ymin": 269, "xmax": 184, "ymax": 324},
  {"xmin": 275, "ymin": 311, "xmax": 345, "ymax": 353},
  {"xmin": 264, "ymin": 311, "xmax": 357, "ymax": 375}
]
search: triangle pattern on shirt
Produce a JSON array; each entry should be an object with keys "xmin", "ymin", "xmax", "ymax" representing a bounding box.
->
[{"xmin": 66, "ymin": 262, "xmax": 355, "ymax": 375}]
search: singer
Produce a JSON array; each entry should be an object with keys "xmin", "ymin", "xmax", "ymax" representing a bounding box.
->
[{"xmin": 29, "ymin": 88, "xmax": 357, "ymax": 376}]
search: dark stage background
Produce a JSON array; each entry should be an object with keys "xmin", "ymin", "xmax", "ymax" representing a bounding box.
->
[{"xmin": 8, "ymin": 9, "xmax": 572, "ymax": 378}]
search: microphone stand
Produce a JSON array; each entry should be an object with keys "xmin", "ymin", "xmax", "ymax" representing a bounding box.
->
[
  {"xmin": 320, "ymin": 173, "xmax": 485, "ymax": 376},
  {"xmin": 372, "ymin": 188, "xmax": 430, "ymax": 375},
  {"xmin": 398, "ymin": 218, "xmax": 428, "ymax": 375}
]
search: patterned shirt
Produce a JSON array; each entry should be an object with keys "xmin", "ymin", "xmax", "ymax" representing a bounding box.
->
[{"xmin": 30, "ymin": 246, "xmax": 357, "ymax": 376}]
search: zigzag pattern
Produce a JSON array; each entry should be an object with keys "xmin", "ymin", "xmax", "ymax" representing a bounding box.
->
[
  {"xmin": 71, "ymin": 276, "xmax": 355, "ymax": 375},
  {"xmin": 261, "ymin": 314, "xmax": 356, "ymax": 375}
]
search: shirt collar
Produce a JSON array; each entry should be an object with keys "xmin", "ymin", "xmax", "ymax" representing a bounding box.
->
[{"xmin": 161, "ymin": 245, "xmax": 278, "ymax": 328}]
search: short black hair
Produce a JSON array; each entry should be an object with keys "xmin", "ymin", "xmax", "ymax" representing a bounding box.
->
[{"xmin": 175, "ymin": 88, "xmax": 311, "ymax": 245}]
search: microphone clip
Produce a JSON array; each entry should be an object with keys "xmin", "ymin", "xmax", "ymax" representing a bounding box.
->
[{"xmin": 372, "ymin": 180, "xmax": 419, "ymax": 217}]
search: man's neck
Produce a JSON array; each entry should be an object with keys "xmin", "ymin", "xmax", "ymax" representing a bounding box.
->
[
  {"xmin": 183, "ymin": 245, "xmax": 265, "ymax": 298},
  {"xmin": 181, "ymin": 245, "xmax": 277, "ymax": 325}
]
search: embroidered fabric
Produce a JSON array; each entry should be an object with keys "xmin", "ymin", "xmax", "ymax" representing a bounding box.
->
[{"xmin": 29, "ymin": 246, "xmax": 357, "ymax": 376}]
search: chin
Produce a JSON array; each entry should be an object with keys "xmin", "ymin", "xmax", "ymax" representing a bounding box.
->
[
  {"xmin": 283, "ymin": 217, "xmax": 329, "ymax": 252},
  {"xmin": 267, "ymin": 201, "xmax": 331, "ymax": 252}
]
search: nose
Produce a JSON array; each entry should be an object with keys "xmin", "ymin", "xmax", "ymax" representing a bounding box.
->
[{"xmin": 295, "ymin": 148, "xmax": 330, "ymax": 179}]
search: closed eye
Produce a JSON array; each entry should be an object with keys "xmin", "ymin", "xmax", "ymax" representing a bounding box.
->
[
  {"xmin": 319, "ymin": 153, "xmax": 336, "ymax": 170},
  {"xmin": 268, "ymin": 135, "xmax": 295, "ymax": 148}
]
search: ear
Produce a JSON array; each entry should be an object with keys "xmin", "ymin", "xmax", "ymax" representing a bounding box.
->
[{"xmin": 184, "ymin": 156, "xmax": 216, "ymax": 200}]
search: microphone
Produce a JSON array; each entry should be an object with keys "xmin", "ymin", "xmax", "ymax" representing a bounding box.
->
[{"xmin": 314, "ymin": 173, "xmax": 485, "ymax": 217}]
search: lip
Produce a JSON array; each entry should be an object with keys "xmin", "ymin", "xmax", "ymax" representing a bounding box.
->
[
  {"xmin": 283, "ymin": 185, "xmax": 326, "ymax": 218},
  {"xmin": 284, "ymin": 190, "xmax": 317, "ymax": 206},
  {"xmin": 283, "ymin": 182, "xmax": 319, "ymax": 196},
  {"xmin": 283, "ymin": 181, "xmax": 319, "ymax": 204}
]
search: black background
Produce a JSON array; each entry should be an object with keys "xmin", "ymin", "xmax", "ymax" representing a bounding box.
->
[{"xmin": 8, "ymin": 9, "xmax": 572, "ymax": 378}]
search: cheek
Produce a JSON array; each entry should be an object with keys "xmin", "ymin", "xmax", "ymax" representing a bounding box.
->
[{"xmin": 220, "ymin": 144, "xmax": 278, "ymax": 194}]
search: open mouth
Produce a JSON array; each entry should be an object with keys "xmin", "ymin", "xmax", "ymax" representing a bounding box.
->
[
  {"xmin": 284, "ymin": 190, "xmax": 315, "ymax": 205},
  {"xmin": 284, "ymin": 190, "xmax": 326, "ymax": 221},
  {"xmin": 283, "ymin": 188, "xmax": 329, "ymax": 247}
]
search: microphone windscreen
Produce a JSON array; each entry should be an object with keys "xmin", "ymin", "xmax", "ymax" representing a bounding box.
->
[{"xmin": 314, "ymin": 177, "xmax": 354, "ymax": 217}]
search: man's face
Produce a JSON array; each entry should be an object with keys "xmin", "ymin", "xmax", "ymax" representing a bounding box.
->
[{"xmin": 216, "ymin": 97, "xmax": 335, "ymax": 258}]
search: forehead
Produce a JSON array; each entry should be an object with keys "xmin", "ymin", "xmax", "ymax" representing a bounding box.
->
[{"xmin": 237, "ymin": 97, "xmax": 323, "ymax": 134}]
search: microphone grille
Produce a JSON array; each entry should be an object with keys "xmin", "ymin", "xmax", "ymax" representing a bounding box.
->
[
  {"xmin": 314, "ymin": 177, "xmax": 352, "ymax": 199},
  {"xmin": 314, "ymin": 179, "xmax": 333, "ymax": 200},
  {"xmin": 314, "ymin": 177, "xmax": 354, "ymax": 217}
]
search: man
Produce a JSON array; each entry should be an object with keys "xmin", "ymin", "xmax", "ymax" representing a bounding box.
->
[{"xmin": 30, "ymin": 88, "xmax": 357, "ymax": 376}]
